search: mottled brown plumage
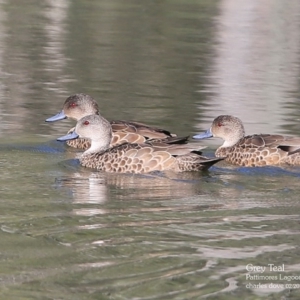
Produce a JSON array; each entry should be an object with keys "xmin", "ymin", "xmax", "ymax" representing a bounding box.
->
[
  {"xmin": 193, "ymin": 115, "xmax": 300, "ymax": 167},
  {"xmin": 57, "ymin": 115, "xmax": 224, "ymax": 173},
  {"xmin": 65, "ymin": 127, "xmax": 190, "ymax": 150},
  {"xmin": 46, "ymin": 93, "xmax": 179, "ymax": 149}
]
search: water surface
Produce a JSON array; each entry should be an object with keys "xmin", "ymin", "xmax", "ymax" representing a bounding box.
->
[{"xmin": 0, "ymin": 1, "xmax": 300, "ymax": 299}]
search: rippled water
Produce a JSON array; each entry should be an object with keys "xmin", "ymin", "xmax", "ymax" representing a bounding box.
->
[{"xmin": 1, "ymin": 0, "xmax": 300, "ymax": 299}]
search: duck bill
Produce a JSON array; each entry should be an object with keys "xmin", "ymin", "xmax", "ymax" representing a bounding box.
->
[
  {"xmin": 57, "ymin": 131, "xmax": 79, "ymax": 141},
  {"xmin": 45, "ymin": 111, "xmax": 66, "ymax": 122},
  {"xmin": 193, "ymin": 128, "xmax": 213, "ymax": 140}
]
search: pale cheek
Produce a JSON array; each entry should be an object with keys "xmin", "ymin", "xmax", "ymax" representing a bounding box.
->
[{"xmin": 224, "ymin": 128, "xmax": 231, "ymax": 135}]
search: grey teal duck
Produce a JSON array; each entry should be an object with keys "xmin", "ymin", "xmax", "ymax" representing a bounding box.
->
[
  {"xmin": 193, "ymin": 115, "xmax": 300, "ymax": 167},
  {"xmin": 57, "ymin": 114, "xmax": 224, "ymax": 173}
]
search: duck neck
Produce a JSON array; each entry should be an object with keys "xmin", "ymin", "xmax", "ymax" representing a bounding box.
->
[
  {"xmin": 221, "ymin": 130, "xmax": 245, "ymax": 148},
  {"xmin": 221, "ymin": 140, "xmax": 238, "ymax": 148},
  {"xmin": 84, "ymin": 139, "xmax": 110, "ymax": 155}
]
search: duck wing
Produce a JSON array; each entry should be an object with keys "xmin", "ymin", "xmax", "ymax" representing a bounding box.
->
[
  {"xmin": 110, "ymin": 120, "xmax": 176, "ymax": 139},
  {"xmin": 146, "ymin": 140, "xmax": 206, "ymax": 156},
  {"xmin": 243, "ymin": 134, "xmax": 300, "ymax": 155},
  {"xmin": 276, "ymin": 136, "xmax": 300, "ymax": 155}
]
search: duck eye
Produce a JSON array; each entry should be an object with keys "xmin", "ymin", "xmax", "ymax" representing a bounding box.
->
[
  {"xmin": 69, "ymin": 102, "xmax": 77, "ymax": 108},
  {"xmin": 217, "ymin": 122, "xmax": 223, "ymax": 127},
  {"xmin": 83, "ymin": 120, "xmax": 89, "ymax": 125}
]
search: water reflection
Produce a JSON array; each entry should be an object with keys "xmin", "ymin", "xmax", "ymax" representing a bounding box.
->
[
  {"xmin": 43, "ymin": 0, "xmax": 72, "ymax": 94},
  {"xmin": 56, "ymin": 168, "xmax": 223, "ymax": 205},
  {"xmin": 56, "ymin": 172, "xmax": 108, "ymax": 206},
  {"xmin": 197, "ymin": 0, "xmax": 300, "ymax": 140}
]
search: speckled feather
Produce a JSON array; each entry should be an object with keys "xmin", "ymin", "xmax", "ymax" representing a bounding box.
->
[
  {"xmin": 216, "ymin": 134, "xmax": 300, "ymax": 166},
  {"xmin": 80, "ymin": 142, "xmax": 223, "ymax": 173},
  {"xmin": 66, "ymin": 133, "xmax": 191, "ymax": 150}
]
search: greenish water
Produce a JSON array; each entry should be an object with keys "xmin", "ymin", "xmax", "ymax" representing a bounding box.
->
[{"xmin": 0, "ymin": 1, "xmax": 300, "ymax": 299}]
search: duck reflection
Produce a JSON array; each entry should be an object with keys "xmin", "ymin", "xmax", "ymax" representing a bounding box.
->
[
  {"xmin": 56, "ymin": 168, "xmax": 222, "ymax": 210},
  {"xmin": 56, "ymin": 171, "xmax": 107, "ymax": 204}
]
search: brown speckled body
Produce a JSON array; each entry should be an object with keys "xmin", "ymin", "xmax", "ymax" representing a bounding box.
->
[
  {"xmin": 67, "ymin": 138, "xmax": 91, "ymax": 149},
  {"xmin": 66, "ymin": 132, "xmax": 190, "ymax": 150},
  {"xmin": 216, "ymin": 134, "xmax": 300, "ymax": 167},
  {"xmin": 80, "ymin": 142, "xmax": 223, "ymax": 173}
]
